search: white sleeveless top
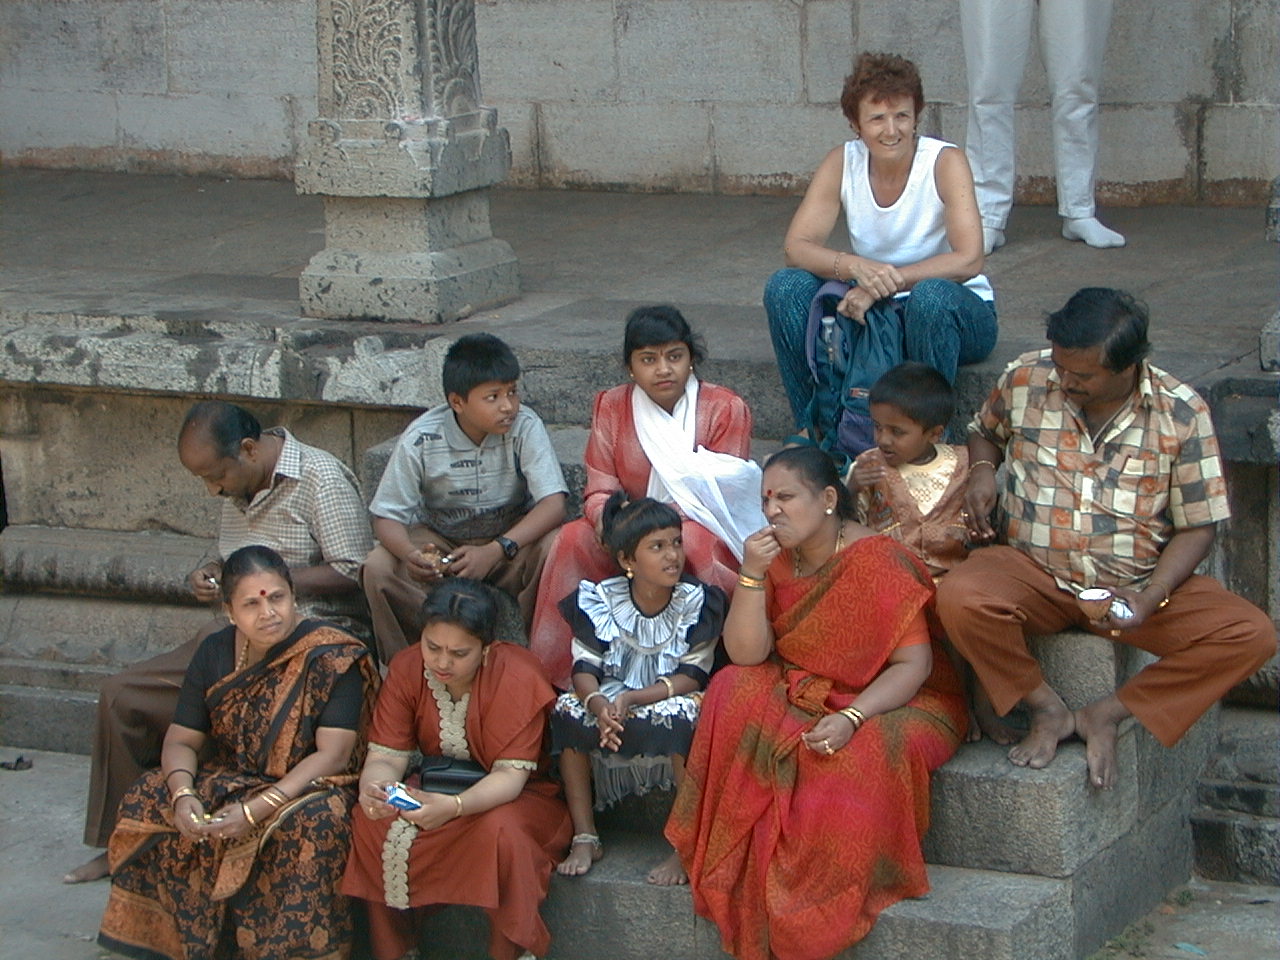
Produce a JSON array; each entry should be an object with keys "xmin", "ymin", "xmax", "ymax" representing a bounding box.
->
[{"xmin": 840, "ymin": 135, "xmax": 993, "ymax": 302}]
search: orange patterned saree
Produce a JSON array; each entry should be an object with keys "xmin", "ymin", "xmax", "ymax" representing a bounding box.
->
[{"xmin": 666, "ymin": 536, "xmax": 967, "ymax": 960}]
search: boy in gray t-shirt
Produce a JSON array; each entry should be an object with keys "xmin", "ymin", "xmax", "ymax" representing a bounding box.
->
[{"xmin": 363, "ymin": 334, "xmax": 568, "ymax": 663}]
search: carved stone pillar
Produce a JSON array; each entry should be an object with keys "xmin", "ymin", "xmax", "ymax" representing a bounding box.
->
[{"xmin": 296, "ymin": 0, "xmax": 519, "ymax": 323}]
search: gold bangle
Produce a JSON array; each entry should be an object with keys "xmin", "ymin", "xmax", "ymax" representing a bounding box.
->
[
  {"xmin": 454, "ymin": 794, "xmax": 464, "ymax": 818},
  {"xmin": 1148, "ymin": 580, "xmax": 1172, "ymax": 609},
  {"xmin": 833, "ymin": 252, "xmax": 843, "ymax": 281},
  {"xmin": 658, "ymin": 675, "xmax": 675, "ymax": 699},
  {"xmin": 970, "ymin": 459, "xmax": 999, "ymax": 472},
  {"xmin": 837, "ymin": 706, "xmax": 866, "ymax": 731},
  {"xmin": 240, "ymin": 800, "xmax": 258, "ymax": 827},
  {"xmin": 738, "ymin": 573, "xmax": 766, "ymax": 590},
  {"xmin": 259, "ymin": 787, "xmax": 288, "ymax": 809},
  {"xmin": 170, "ymin": 786, "xmax": 198, "ymax": 807},
  {"xmin": 582, "ymin": 690, "xmax": 606, "ymax": 711}
]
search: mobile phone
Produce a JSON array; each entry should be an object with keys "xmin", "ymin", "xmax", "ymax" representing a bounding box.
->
[{"xmin": 384, "ymin": 782, "xmax": 422, "ymax": 810}]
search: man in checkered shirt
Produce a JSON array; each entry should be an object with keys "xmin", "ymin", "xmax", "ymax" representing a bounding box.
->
[
  {"xmin": 64, "ymin": 400, "xmax": 373, "ymax": 883},
  {"xmin": 937, "ymin": 288, "xmax": 1275, "ymax": 789}
]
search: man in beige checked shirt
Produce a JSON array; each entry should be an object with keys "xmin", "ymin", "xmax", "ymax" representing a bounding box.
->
[
  {"xmin": 64, "ymin": 400, "xmax": 373, "ymax": 883},
  {"xmin": 938, "ymin": 288, "xmax": 1275, "ymax": 790}
]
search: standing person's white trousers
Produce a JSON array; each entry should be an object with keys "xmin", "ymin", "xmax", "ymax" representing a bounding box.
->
[{"xmin": 961, "ymin": 0, "xmax": 1113, "ymax": 229}]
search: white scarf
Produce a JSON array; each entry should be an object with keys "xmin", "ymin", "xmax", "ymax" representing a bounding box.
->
[{"xmin": 632, "ymin": 374, "xmax": 765, "ymax": 562}]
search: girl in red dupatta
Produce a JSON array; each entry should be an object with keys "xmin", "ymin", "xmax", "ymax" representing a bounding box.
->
[
  {"xmin": 666, "ymin": 447, "xmax": 967, "ymax": 960},
  {"xmin": 343, "ymin": 579, "xmax": 571, "ymax": 960},
  {"xmin": 98, "ymin": 546, "xmax": 379, "ymax": 960}
]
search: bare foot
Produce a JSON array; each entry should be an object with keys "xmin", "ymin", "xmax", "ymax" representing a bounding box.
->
[
  {"xmin": 62, "ymin": 851, "xmax": 110, "ymax": 884},
  {"xmin": 970, "ymin": 697, "xmax": 1019, "ymax": 745},
  {"xmin": 556, "ymin": 834, "xmax": 602, "ymax": 877},
  {"xmin": 1008, "ymin": 700, "xmax": 1074, "ymax": 769},
  {"xmin": 1074, "ymin": 702, "xmax": 1124, "ymax": 790},
  {"xmin": 646, "ymin": 849, "xmax": 688, "ymax": 886}
]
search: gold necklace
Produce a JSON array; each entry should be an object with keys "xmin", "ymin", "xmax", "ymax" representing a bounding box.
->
[
  {"xmin": 235, "ymin": 633, "xmax": 249, "ymax": 671},
  {"xmin": 793, "ymin": 523, "xmax": 846, "ymax": 577}
]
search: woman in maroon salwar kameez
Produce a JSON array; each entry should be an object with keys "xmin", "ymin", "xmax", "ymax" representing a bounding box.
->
[{"xmin": 343, "ymin": 579, "xmax": 570, "ymax": 960}]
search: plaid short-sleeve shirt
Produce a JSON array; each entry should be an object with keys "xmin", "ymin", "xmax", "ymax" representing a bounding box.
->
[
  {"xmin": 217, "ymin": 428, "xmax": 373, "ymax": 638},
  {"xmin": 970, "ymin": 350, "xmax": 1230, "ymax": 590}
]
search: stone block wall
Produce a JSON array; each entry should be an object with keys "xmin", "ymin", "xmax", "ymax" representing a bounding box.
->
[
  {"xmin": 2, "ymin": 0, "xmax": 1276, "ymax": 201},
  {"xmin": 0, "ymin": 0, "xmax": 318, "ymax": 178}
]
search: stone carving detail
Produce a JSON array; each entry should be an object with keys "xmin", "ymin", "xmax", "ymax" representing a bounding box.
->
[
  {"xmin": 330, "ymin": 0, "xmax": 408, "ymax": 119},
  {"xmin": 423, "ymin": 0, "xmax": 480, "ymax": 119}
]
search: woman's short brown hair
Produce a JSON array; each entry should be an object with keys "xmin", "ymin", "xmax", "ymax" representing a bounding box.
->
[{"xmin": 840, "ymin": 52, "xmax": 926, "ymax": 127}]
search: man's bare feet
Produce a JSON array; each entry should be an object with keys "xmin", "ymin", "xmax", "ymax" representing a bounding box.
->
[
  {"xmin": 646, "ymin": 849, "xmax": 688, "ymax": 886},
  {"xmin": 1008, "ymin": 696, "xmax": 1075, "ymax": 770},
  {"xmin": 556, "ymin": 833, "xmax": 602, "ymax": 877},
  {"xmin": 62, "ymin": 851, "xmax": 110, "ymax": 884},
  {"xmin": 1073, "ymin": 696, "xmax": 1130, "ymax": 790}
]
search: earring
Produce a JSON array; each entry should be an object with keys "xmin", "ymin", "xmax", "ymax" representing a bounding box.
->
[
  {"xmin": 624, "ymin": 567, "xmax": 634, "ymax": 580},
  {"xmin": 825, "ymin": 507, "xmax": 834, "ymax": 516}
]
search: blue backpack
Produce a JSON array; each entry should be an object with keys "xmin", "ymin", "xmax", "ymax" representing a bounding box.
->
[{"xmin": 803, "ymin": 281, "xmax": 906, "ymax": 465}]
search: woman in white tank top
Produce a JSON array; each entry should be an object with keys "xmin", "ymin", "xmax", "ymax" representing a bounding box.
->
[{"xmin": 763, "ymin": 52, "xmax": 998, "ymax": 437}]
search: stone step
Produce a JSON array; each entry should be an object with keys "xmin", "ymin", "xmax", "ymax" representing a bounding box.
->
[
  {"xmin": 1191, "ymin": 806, "xmax": 1280, "ymax": 885},
  {"xmin": 0, "ymin": 525, "xmax": 210, "ymax": 604},
  {"xmin": 590, "ymin": 710, "xmax": 1214, "ymax": 884},
  {"xmin": 0, "ymin": 593, "xmax": 214, "ymax": 668},
  {"xmin": 1190, "ymin": 706, "xmax": 1279, "ymax": 885},
  {"xmin": 412, "ymin": 832, "xmax": 1073, "ymax": 960},
  {"xmin": 0, "ymin": 683, "xmax": 97, "ymax": 754}
]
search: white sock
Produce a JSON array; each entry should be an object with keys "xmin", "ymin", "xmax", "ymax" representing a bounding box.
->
[
  {"xmin": 982, "ymin": 226, "xmax": 1006, "ymax": 255},
  {"xmin": 1062, "ymin": 217, "xmax": 1126, "ymax": 248}
]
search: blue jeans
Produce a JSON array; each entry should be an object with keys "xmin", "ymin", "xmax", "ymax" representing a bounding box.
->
[{"xmin": 763, "ymin": 268, "xmax": 999, "ymax": 430}]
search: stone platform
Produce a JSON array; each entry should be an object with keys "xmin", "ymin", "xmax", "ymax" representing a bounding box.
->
[{"xmin": 0, "ymin": 169, "xmax": 1276, "ymax": 959}]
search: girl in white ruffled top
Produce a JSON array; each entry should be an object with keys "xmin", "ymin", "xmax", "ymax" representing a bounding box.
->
[{"xmin": 551, "ymin": 492, "xmax": 726, "ymax": 885}]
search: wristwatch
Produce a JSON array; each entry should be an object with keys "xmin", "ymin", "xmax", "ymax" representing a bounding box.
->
[{"xmin": 495, "ymin": 536, "xmax": 519, "ymax": 560}]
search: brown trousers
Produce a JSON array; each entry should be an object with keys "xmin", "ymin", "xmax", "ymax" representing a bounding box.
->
[
  {"xmin": 82, "ymin": 620, "xmax": 224, "ymax": 847},
  {"xmin": 361, "ymin": 525, "xmax": 554, "ymax": 665},
  {"xmin": 936, "ymin": 545, "xmax": 1276, "ymax": 747}
]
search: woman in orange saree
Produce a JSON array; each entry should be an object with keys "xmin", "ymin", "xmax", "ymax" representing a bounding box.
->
[
  {"xmin": 666, "ymin": 447, "xmax": 967, "ymax": 960},
  {"xmin": 98, "ymin": 546, "xmax": 379, "ymax": 960}
]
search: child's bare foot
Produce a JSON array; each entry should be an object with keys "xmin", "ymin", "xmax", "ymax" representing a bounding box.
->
[
  {"xmin": 556, "ymin": 833, "xmax": 602, "ymax": 877},
  {"xmin": 1073, "ymin": 696, "xmax": 1129, "ymax": 789},
  {"xmin": 646, "ymin": 849, "xmax": 688, "ymax": 886},
  {"xmin": 62, "ymin": 851, "xmax": 110, "ymax": 884},
  {"xmin": 968, "ymin": 686, "xmax": 1019, "ymax": 744},
  {"xmin": 1008, "ymin": 699, "xmax": 1074, "ymax": 769}
]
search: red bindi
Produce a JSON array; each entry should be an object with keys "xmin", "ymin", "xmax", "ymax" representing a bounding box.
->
[
  {"xmin": 765, "ymin": 489, "xmax": 774, "ymax": 499},
  {"xmin": 259, "ymin": 589, "xmax": 268, "ymax": 596}
]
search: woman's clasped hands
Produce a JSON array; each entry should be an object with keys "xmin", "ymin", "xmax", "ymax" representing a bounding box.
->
[{"xmin": 172, "ymin": 794, "xmax": 255, "ymax": 843}]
